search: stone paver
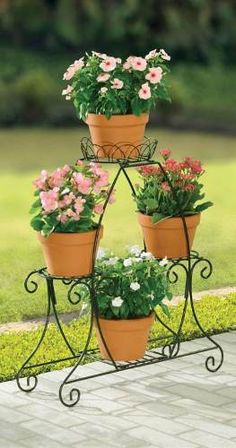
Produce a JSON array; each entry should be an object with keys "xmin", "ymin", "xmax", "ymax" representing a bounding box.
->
[{"xmin": 0, "ymin": 332, "xmax": 235, "ymax": 447}]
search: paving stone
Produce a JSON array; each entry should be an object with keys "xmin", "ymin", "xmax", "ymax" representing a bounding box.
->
[
  {"xmin": 71, "ymin": 422, "xmax": 144, "ymax": 447},
  {"xmin": 175, "ymin": 414, "xmax": 236, "ymax": 439},
  {"xmin": 18, "ymin": 402, "xmax": 85, "ymax": 427},
  {"xmin": 0, "ymin": 438, "xmax": 26, "ymax": 448},
  {"xmin": 20, "ymin": 435, "xmax": 66, "ymax": 448},
  {"xmin": 0, "ymin": 421, "xmax": 35, "ymax": 442},
  {"xmin": 136, "ymin": 400, "xmax": 187, "ymax": 417},
  {"xmin": 20, "ymin": 420, "xmax": 86, "ymax": 444},
  {"xmin": 127, "ymin": 426, "xmax": 201, "ymax": 448},
  {"xmin": 122, "ymin": 414, "xmax": 191, "ymax": 435},
  {"xmin": 0, "ymin": 405, "xmax": 32, "ymax": 423},
  {"xmin": 217, "ymin": 386, "xmax": 236, "ymax": 399},
  {"xmin": 72, "ymin": 413, "xmax": 137, "ymax": 431},
  {"xmin": 172, "ymin": 398, "xmax": 235, "ymax": 422},
  {"xmin": 166, "ymin": 383, "xmax": 232, "ymax": 406},
  {"xmin": 179, "ymin": 429, "xmax": 236, "ymax": 448}
]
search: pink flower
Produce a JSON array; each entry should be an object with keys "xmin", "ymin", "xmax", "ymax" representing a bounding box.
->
[
  {"xmin": 33, "ymin": 170, "xmax": 48, "ymax": 190},
  {"xmin": 66, "ymin": 208, "xmax": 80, "ymax": 220},
  {"xmin": 138, "ymin": 82, "xmax": 151, "ymax": 100},
  {"xmin": 59, "ymin": 192, "xmax": 75, "ymax": 209},
  {"xmin": 97, "ymin": 73, "xmax": 110, "ymax": 82},
  {"xmin": 76, "ymin": 160, "xmax": 84, "ymax": 166},
  {"xmin": 40, "ymin": 189, "xmax": 59, "ymax": 213},
  {"xmin": 184, "ymin": 184, "xmax": 195, "ymax": 191},
  {"xmin": 57, "ymin": 214, "xmax": 68, "ymax": 223},
  {"xmin": 100, "ymin": 57, "xmax": 117, "ymax": 72},
  {"xmin": 100, "ymin": 87, "xmax": 108, "ymax": 94},
  {"xmin": 131, "ymin": 57, "xmax": 147, "ymax": 71},
  {"xmin": 108, "ymin": 193, "xmax": 116, "ymax": 204},
  {"xmin": 123, "ymin": 56, "xmax": 135, "ymax": 70},
  {"xmin": 164, "ymin": 159, "xmax": 180, "ymax": 172},
  {"xmin": 73, "ymin": 173, "xmax": 92, "ymax": 194},
  {"xmin": 159, "ymin": 49, "xmax": 171, "ymax": 61},
  {"xmin": 63, "ymin": 58, "xmax": 84, "ymax": 80},
  {"xmin": 145, "ymin": 49, "xmax": 157, "ymax": 60},
  {"xmin": 62, "ymin": 85, "xmax": 73, "ymax": 100},
  {"xmin": 94, "ymin": 203, "xmax": 104, "ymax": 215},
  {"xmin": 160, "ymin": 148, "xmax": 171, "ymax": 160},
  {"xmin": 145, "ymin": 67, "xmax": 163, "ymax": 84},
  {"xmin": 74, "ymin": 197, "xmax": 86, "ymax": 214},
  {"xmin": 111, "ymin": 78, "xmax": 124, "ymax": 89},
  {"xmin": 161, "ymin": 182, "xmax": 171, "ymax": 192},
  {"xmin": 49, "ymin": 166, "xmax": 70, "ymax": 188}
]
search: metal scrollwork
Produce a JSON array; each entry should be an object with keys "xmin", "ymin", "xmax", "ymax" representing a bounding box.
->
[
  {"xmin": 16, "ymin": 374, "xmax": 38, "ymax": 393},
  {"xmin": 59, "ymin": 383, "xmax": 81, "ymax": 408},
  {"xmin": 24, "ymin": 270, "xmax": 40, "ymax": 293},
  {"xmin": 67, "ymin": 280, "xmax": 92, "ymax": 306}
]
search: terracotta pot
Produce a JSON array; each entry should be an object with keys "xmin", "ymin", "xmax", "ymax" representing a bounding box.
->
[
  {"xmin": 138, "ymin": 213, "xmax": 201, "ymax": 259},
  {"xmin": 85, "ymin": 113, "xmax": 149, "ymax": 159},
  {"xmin": 37, "ymin": 226, "xmax": 103, "ymax": 277},
  {"xmin": 95, "ymin": 313, "xmax": 154, "ymax": 361}
]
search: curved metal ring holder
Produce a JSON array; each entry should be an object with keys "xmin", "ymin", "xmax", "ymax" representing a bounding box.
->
[{"xmin": 16, "ymin": 138, "xmax": 224, "ymax": 407}]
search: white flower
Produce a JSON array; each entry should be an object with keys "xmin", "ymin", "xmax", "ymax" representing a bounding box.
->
[
  {"xmin": 130, "ymin": 282, "xmax": 140, "ymax": 291},
  {"xmin": 127, "ymin": 245, "xmax": 142, "ymax": 256},
  {"xmin": 123, "ymin": 258, "xmax": 133, "ymax": 267},
  {"xmin": 112, "ymin": 296, "xmax": 124, "ymax": 307},
  {"xmin": 97, "ymin": 247, "xmax": 107, "ymax": 259},
  {"xmin": 159, "ymin": 49, "xmax": 171, "ymax": 61},
  {"xmin": 100, "ymin": 87, "xmax": 108, "ymax": 94},
  {"xmin": 159, "ymin": 256, "xmax": 168, "ymax": 267},
  {"xmin": 106, "ymin": 257, "xmax": 119, "ymax": 266},
  {"xmin": 141, "ymin": 251, "xmax": 153, "ymax": 260},
  {"xmin": 148, "ymin": 293, "xmax": 155, "ymax": 300},
  {"xmin": 145, "ymin": 49, "xmax": 157, "ymax": 60}
]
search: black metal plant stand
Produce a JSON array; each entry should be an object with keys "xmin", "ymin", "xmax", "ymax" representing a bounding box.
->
[{"xmin": 16, "ymin": 138, "xmax": 224, "ymax": 407}]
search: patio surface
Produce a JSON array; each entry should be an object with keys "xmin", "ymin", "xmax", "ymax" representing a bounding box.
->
[{"xmin": 0, "ymin": 331, "xmax": 235, "ymax": 448}]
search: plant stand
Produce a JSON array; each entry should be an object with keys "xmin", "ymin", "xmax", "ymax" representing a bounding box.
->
[{"xmin": 16, "ymin": 139, "xmax": 224, "ymax": 407}]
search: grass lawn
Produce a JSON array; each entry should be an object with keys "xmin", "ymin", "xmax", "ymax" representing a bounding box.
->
[
  {"xmin": 1, "ymin": 294, "xmax": 235, "ymax": 382},
  {"xmin": 0, "ymin": 127, "xmax": 236, "ymax": 324}
]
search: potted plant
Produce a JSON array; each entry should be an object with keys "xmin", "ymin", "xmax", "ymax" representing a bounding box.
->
[
  {"xmin": 30, "ymin": 160, "xmax": 115, "ymax": 277},
  {"xmin": 93, "ymin": 246, "xmax": 172, "ymax": 361},
  {"xmin": 62, "ymin": 49, "xmax": 171, "ymax": 158},
  {"xmin": 135, "ymin": 149, "xmax": 213, "ymax": 258}
]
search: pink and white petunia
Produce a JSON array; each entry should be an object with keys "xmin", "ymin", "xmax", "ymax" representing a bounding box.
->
[
  {"xmin": 123, "ymin": 56, "xmax": 135, "ymax": 70},
  {"xmin": 97, "ymin": 73, "xmax": 110, "ymax": 82},
  {"xmin": 63, "ymin": 58, "xmax": 84, "ymax": 80},
  {"xmin": 100, "ymin": 57, "xmax": 117, "ymax": 72},
  {"xmin": 62, "ymin": 85, "xmax": 73, "ymax": 100},
  {"xmin": 159, "ymin": 49, "xmax": 171, "ymax": 61},
  {"xmin": 111, "ymin": 78, "xmax": 124, "ymax": 89},
  {"xmin": 138, "ymin": 82, "xmax": 151, "ymax": 100},
  {"xmin": 131, "ymin": 57, "xmax": 147, "ymax": 71},
  {"xmin": 145, "ymin": 67, "xmax": 163, "ymax": 84},
  {"xmin": 145, "ymin": 49, "xmax": 157, "ymax": 60}
]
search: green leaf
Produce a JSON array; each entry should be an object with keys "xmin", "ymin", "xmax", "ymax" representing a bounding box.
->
[{"xmin": 195, "ymin": 201, "xmax": 213, "ymax": 213}]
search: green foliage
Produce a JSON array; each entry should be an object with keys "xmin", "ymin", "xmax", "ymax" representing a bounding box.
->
[
  {"xmin": 95, "ymin": 247, "xmax": 172, "ymax": 319},
  {"xmin": 135, "ymin": 150, "xmax": 213, "ymax": 221},
  {"xmin": 0, "ymin": 294, "xmax": 235, "ymax": 382}
]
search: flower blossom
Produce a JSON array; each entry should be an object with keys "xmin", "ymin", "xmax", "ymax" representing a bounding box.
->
[
  {"xmin": 100, "ymin": 87, "xmax": 108, "ymax": 94},
  {"xmin": 130, "ymin": 282, "xmax": 141, "ymax": 291},
  {"xmin": 160, "ymin": 148, "xmax": 171, "ymax": 159},
  {"xmin": 112, "ymin": 296, "xmax": 124, "ymax": 307},
  {"xmin": 123, "ymin": 258, "xmax": 133, "ymax": 267},
  {"xmin": 145, "ymin": 49, "xmax": 157, "ymax": 60},
  {"xmin": 62, "ymin": 85, "xmax": 73, "ymax": 100},
  {"xmin": 33, "ymin": 170, "xmax": 48, "ymax": 190},
  {"xmin": 63, "ymin": 58, "xmax": 84, "ymax": 80},
  {"xmin": 161, "ymin": 182, "xmax": 171, "ymax": 192},
  {"xmin": 138, "ymin": 82, "xmax": 151, "ymax": 100},
  {"xmin": 49, "ymin": 165, "xmax": 71, "ymax": 188},
  {"xmin": 40, "ymin": 188, "xmax": 59, "ymax": 213},
  {"xmin": 159, "ymin": 49, "xmax": 171, "ymax": 61},
  {"xmin": 159, "ymin": 256, "xmax": 168, "ymax": 267},
  {"xmin": 100, "ymin": 56, "xmax": 117, "ymax": 72},
  {"xmin": 74, "ymin": 197, "xmax": 86, "ymax": 214},
  {"xmin": 97, "ymin": 73, "xmax": 110, "ymax": 82},
  {"xmin": 123, "ymin": 56, "xmax": 135, "ymax": 70},
  {"xmin": 145, "ymin": 67, "xmax": 163, "ymax": 84},
  {"xmin": 111, "ymin": 78, "xmax": 124, "ymax": 89},
  {"xmin": 94, "ymin": 203, "xmax": 104, "ymax": 215},
  {"xmin": 131, "ymin": 57, "xmax": 147, "ymax": 71},
  {"xmin": 73, "ymin": 173, "xmax": 92, "ymax": 194},
  {"xmin": 128, "ymin": 245, "xmax": 142, "ymax": 256},
  {"xmin": 59, "ymin": 192, "xmax": 75, "ymax": 208}
]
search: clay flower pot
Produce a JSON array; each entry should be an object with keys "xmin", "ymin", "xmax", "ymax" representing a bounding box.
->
[
  {"xmin": 38, "ymin": 226, "xmax": 103, "ymax": 277},
  {"xmin": 95, "ymin": 313, "xmax": 154, "ymax": 361},
  {"xmin": 85, "ymin": 113, "xmax": 149, "ymax": 159},
  {"xmin": 138, "ymin": 213, "xmax": 201, "ymax": 259}
]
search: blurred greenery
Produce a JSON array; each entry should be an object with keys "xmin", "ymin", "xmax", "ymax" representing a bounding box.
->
[{"xmin": 0, "ymin": 0, "xmax": 236, "ymax": 129}]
